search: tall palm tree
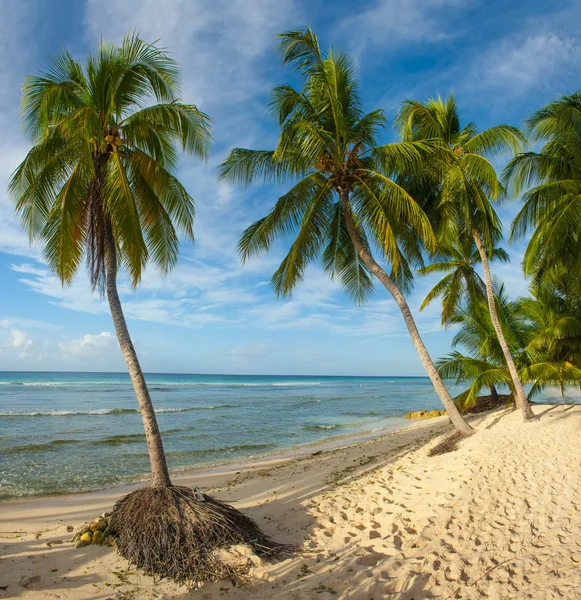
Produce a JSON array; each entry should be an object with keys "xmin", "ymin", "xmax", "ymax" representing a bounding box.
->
[
  {"xmin": 397, "ymin": 95, "xmax": 537, "ymax": 421},
  {"xmin": 11, "ymin": 35, "xmax": 211, "ymax": 488},
  {"xmin": 10, "ymin": 36, "xmax": 280, "ymax": 584},
  {"xmin": 505, "ymin": 93, "xmax": 581, "ymax": 288},
  {"xmin": 219, "ymin": 29, "xmax": 473, "ymax": 435},
  {"xmin": 418, "ymin": 235, "xmax": 508, "ymax": 326}
]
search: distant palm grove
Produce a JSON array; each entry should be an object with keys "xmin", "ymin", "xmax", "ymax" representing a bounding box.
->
[{"xmin": 8, "ymin": 28, "xmax": 581, "ymax": 581}]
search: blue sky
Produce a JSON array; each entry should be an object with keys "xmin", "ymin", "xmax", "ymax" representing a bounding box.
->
[{"xmin": 0, "ymin": 0, "xmax": 579, "ymax": 375}]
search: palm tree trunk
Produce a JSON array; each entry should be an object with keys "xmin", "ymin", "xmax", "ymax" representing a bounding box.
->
[
  {"xmin": 341, "ymin": 195, "xmax": 473, "ymax": 435},
  {"xmin": 489, "ymin": 385, "xmax": 498, "ymax": 400},
  {"xmin": 472, "ymin": 231, "xmax": 537, "ymax": 421},
  {"xmin": 104, "ymin": 224, "xmax": 172, "ymax": 487}
]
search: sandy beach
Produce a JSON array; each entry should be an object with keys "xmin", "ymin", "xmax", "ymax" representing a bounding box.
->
[{"xmin": 1, "ymin": 405, "xmax": 580, "ymax": 599}]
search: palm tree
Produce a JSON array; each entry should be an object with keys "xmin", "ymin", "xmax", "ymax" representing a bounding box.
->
[
  {"xmin": 219, "ymin": 29, "xmax": 473, "ymax": 435},
  {"xmin": 506, "ymin": 93, "xmax": 581, "ymax": 288},
  {"xmin": 397, "ymin": 95, "xmax": 537, "ymax": 421},
  {"xmin": 10, "ymin": 35, "xmax": 281, "ymax": 584},
  {"xmin": 439, "ymin": 283, "xmax": 581, "ymax": 410},
  {"xmin": 418, "ymin": 235, "xmax": 508, "ymax": 326},
  {"xmin": 437, "ymin": 286, "xmax": 523, "ymax": 411},
  {"xmin": 517, "ymin": 279, "xmax": 581, "ymax": 396}
]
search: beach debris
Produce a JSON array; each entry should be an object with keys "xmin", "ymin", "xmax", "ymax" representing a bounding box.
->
[
  {"xmin": 405, "ymin": 409, "xmax": 447, "ymax": 419},
  {"xmin": 428, "ymin": 431, "xmax": 467, "ymax": 456},
  {"xmin": 71, "ymin": 516, "xmax": 116, "ymax": 548},
  {"xmin": 108, "ymin": 485, "xmax": 292, "ymax": 586},
  {"xmin": 193, "ymin": 487, "xmax": 206, "ymax": 502}
]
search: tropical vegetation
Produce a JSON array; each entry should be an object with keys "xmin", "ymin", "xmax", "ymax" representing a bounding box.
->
[
  {"xmin": 418, "ymin": 236, "xmax": 508, "ymax": 327},
  {"xmin": 8, "ymin": 24, "xmax": 581, "ymax": 585},
  {"xmin": 437, "ymin": 281, "xmax": 581, "ymax": 411},
  {"xmin": 396, "ymin": 95, "xmax": 537, "ymax": 421},
  {"xmin": 506, "ymin": 93, "xmax": 581, "ymax": 289},
  {"xmin": 219, "ymin": 29, "xmax": 475, "ymax": 435},
  {"xmin": 9, "ymin": 34, "xmax": 282, "ymax": 585}
]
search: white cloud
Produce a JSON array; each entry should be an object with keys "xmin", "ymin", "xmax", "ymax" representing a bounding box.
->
[
  {"xmin": 4, "ymin": 328, "xmax": 32, "ymax": 350},
  {"xmin": 0, "ymin": 1, "xmax": 45, "ymax": 259},
  {"xmin": 483, "ymin": 34, "xmax": 579, "ymax": 92},
  {"xmin": 230, "ymin": 343, "xmax": 274, "ymax": 357},
  {"xmin": 83, "ymin": 0, "xmax": 298, "ymax": 129},
  {"xmin": 0, "ymin": 316, "xmax": 61, "ymax": 331},
  {"xmin": 59, "ymin": 331, "xmax": 117, "ymax": 357},
  {"xmin": 337, "ymin": 0, "xmax": 463, "ymax": 55}
]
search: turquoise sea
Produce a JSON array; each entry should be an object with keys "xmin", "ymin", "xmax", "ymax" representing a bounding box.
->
[{"xmin": 0, "ymin": 372, "xmax": 567, "ymax": 500}]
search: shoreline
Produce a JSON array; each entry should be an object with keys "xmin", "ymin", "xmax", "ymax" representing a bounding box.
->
[
  {"xmin": 3, "ymin": 405, "xmax": 581, "ymax": 599},
  {"xmin": 0, "ymin": 415, "xmax": 451, "ymax": 518},
  {"xmin": 0, "ymin": 415, "xmax": 414, "ymax": 505}
]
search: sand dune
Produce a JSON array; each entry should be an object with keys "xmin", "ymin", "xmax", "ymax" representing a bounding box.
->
[{"xmin": 1, "ymin": 405, "xmax": 580, "ymax": 599}]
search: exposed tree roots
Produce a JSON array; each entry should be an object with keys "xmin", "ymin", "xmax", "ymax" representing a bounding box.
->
[
  {"xmin": 109, "ymin": 485, "xmax": 290, "ymax": 586},
  {"xmin": 464, "ymin": 394, "xmax": 512, "ymax": 414}
]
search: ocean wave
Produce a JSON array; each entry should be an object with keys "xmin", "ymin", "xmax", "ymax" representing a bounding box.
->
[
  {"xmin": 166, "ymin": 443, "xmax": 276, "ymax": 459},
  {"xmin": 156, "ymin": 405, "xmax": 236, "ymax": 413},
  {"xmin": 93, "ymin": 434, "xmax": 146, "ymax": 446},
  {"xmin": 0, "ymin": 381, "xmax": 126, "ymax": 387},
  {"xmin": 150, "ymin": 382, "xmax": 321, "ymax": 388},
  {"xmin": 0, "ymin": 404, "xmax": 236, "ymax": 417},
  {"xmin": 302, "ymin": 424, "xmax": 344, "ymax": 431},
  {"xmin": 0, "ymin": 380, "xmax": 321, "ymax": 388},
  {"xmin": 0, "ymin": 439, "xmax": 80, "ymax": 455}
]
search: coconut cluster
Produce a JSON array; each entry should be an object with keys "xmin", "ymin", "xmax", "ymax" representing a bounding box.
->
[{"xmin": 71, "ymin": 513, "xmax": 116, "ymax": 548}]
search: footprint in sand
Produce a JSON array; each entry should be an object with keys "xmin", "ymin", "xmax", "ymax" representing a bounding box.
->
[{"xmin": 19, "ymin": 575, "xmax": 41, "ymax": 590}]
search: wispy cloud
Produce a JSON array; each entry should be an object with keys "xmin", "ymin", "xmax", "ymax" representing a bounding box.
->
[
  {"xmin": 0, "ymin": 1, "xmax": 46, "ymax": 258},
  {"xmin": 0, "ymin": 0, "xmax": 572, "ymax": 375},
  {"xmin": 336, "ymin": 0, "xmax": 464, "ymax": 55},
  {"xmin": 231, "ymin": 343, "xmax": 274, "ymax": 357},
  {"xmin": 478, "ymin": 34, "xmax": 580, "ymax": 94}
]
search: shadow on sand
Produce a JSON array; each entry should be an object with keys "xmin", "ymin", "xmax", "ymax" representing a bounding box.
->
[{"xmin": 0, "ymin": 420, "xmax": 454, "ymax": 599}]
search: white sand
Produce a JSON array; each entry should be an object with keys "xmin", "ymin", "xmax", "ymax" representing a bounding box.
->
[{"xmin": 1, "ymin": 405, "xmax": 580, "ymax": 599}]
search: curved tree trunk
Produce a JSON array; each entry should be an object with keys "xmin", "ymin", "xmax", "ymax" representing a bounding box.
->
[
  {"xmin": 341, "ymin": 195, "xmax": 473, "ymax": 435},
  {"xmin": 104, "ymin": 224, "xmax": 172, "ymax": 487},
  {"xmin": 473, "ymin": 231, "xmax": 537, "ymax": 421}
]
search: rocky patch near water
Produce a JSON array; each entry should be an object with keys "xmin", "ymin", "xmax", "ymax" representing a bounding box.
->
[{"xmin": 405, "ymin": 409, "xmax": 447, "ymax": 419}]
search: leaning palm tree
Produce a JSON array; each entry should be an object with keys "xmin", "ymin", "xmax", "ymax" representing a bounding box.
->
[
  {"xmin": 10, "ymin": 35, "xmax": 282, "ymax": 584},
  {"xmin": 506, "ymin": 92, "xmax": 581, "ymax": 288},
  {"xmin": 397, "ymin": 95, "xmax": 537, "ymax": 421},
  {"xmin": 418, "ymin": 234, "xmax": 508, "ymax": 326},
  {"xmin": 219, "ymin": 29, "xmax": 473, "ymax": 435}
]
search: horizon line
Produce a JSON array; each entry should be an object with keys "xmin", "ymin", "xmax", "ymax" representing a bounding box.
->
[{"xmin": 0, "ymin": 369, "xmax": 432, "ymax": 378}]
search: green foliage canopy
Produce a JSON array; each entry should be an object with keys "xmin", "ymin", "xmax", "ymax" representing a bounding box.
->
[{"xmin": 10, "ymin": 34, "xmax": 211, "ymax": 289}]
